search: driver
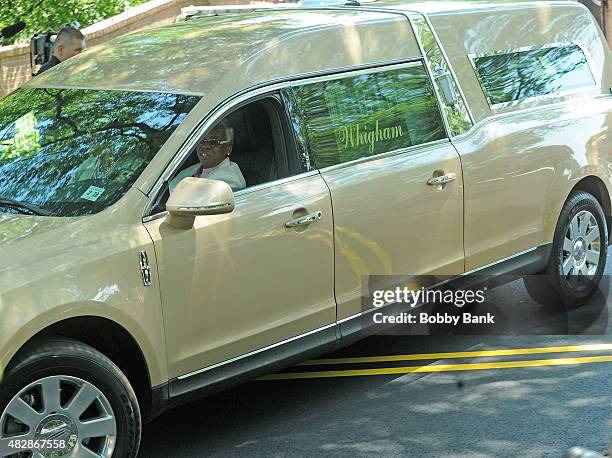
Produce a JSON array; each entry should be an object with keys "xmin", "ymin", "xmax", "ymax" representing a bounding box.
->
[{"xmin": 170, "ymin": 120, "xmax": 246, "ymax": 193}]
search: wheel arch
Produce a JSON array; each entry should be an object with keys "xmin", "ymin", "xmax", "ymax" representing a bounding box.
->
[
  {"xmin": 546, "ymin": 174, "xmax": 612, "ymax": 244},
  {"xmin": 4, "ymin": 315, "xmax": 157, "ymax": 422},
  {"xmin": 572, "ymin": 176, "xmax": 612, "ymax": 235}
]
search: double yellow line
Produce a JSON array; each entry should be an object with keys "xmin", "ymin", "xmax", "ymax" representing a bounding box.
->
[{"xmin": 259, "ymin": 344, "xmax": 612, "ymax": 380}]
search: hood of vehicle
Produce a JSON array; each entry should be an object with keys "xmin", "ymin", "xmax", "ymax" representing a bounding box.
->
[{"xmin": 0, "ymin": 212, "xmax": 82, "ymax": 274}]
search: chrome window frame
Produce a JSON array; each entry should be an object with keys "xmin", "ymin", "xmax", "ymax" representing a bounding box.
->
[
  {"xmin": 418, "ymin": 13, "xmax": 476, "ymax": 127},
  {"xmin": 142, "ymin": 58, "xmax": 451, "ymax": 219},
  {"xmin": 467, "ymin": 41, "xmax": 600, "ymax": 110},
  {"xmin": 406, "ymin": 12, "xmax": 475, "ymax": 136}
]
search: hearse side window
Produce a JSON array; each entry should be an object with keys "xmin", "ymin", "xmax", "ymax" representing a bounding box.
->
[
  {"xmin": 472, "ymin": 44, "xmax": 596, "ymax": 107},
  {"xmin": 281, "ymin": 64, "xmax": 446, "ymax": 170}
]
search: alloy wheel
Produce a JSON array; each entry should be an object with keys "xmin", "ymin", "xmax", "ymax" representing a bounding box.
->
[
  {"xmin": 561, "ymin": 209, "xmax": 601, "ymax": 289},
  {"xmin": 0, "ymin": 375, "xmax": 116, "ymax": 458}
]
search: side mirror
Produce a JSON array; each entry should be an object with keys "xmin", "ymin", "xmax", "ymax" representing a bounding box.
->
[
  {"xmin": 165, "ymin": 177, "xmax": 234, "ymax": 229},
  {"xmin": 434, "ymin": 69, "xmax": 459, "ymax": 108}
]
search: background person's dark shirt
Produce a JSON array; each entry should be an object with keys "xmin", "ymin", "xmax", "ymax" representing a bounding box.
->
[{"xmin": 36, "ymin": 56, "xmax": 61, "ymax": 75}]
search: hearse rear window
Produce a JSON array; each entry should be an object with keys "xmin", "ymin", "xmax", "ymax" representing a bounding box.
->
[
  {"xmin": 472, "ymin": 44, "xmax": 596, "ymax": 107},
  {"xmin": 282, "ymin": 63, "xmax": 446, "ymax": 170}
]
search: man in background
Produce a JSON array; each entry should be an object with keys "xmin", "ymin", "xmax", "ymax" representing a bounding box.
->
[{"xmin": 36, "ymin": 26, "xmax": 86, "ymax": 75}]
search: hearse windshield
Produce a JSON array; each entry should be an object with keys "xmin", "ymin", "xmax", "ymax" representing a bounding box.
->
[{"xmin": 0, "ymin": 88, "xmax": 200, "ymax": 217}]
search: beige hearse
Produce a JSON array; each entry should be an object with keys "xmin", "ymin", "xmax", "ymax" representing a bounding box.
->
[{"xmin": 0, "ymin": 1, "xmax": 610, "ymax": 456}]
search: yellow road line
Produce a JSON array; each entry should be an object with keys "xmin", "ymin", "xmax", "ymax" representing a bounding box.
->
[
  {"xmin": 260, "ymin": 355, "xmax": 612, "ymax": 380},
  {"xmin": 298, "ymin": 344, "xmax": 612, "ymax": 366}
]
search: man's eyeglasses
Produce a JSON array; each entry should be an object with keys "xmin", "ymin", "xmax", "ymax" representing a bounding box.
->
[{"xmin": 200, "ymin": 138, "xmax": 231, "ymax": 147}]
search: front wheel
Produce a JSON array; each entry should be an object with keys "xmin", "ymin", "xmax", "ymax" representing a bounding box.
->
[
  {"xmin": 0, "ymin": 338, "xmax": 141, "ymax": 458},
  {"xmin": 524, "ymin": 191, "xmax": 608, "ymax": 308}
]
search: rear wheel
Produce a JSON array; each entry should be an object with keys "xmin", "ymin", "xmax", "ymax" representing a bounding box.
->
[
  {"xmin": 0, "ymin": 339, "xmax": 141, "ymax": 458},
  {"xmin": 524, "ymin": 191, "xmax": 608, "ymax": 308}
]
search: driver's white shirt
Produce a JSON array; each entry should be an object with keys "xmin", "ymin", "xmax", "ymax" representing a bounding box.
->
[{"xmin": 169, "ymin": 158, "xmax": 246, "ymax": 193}]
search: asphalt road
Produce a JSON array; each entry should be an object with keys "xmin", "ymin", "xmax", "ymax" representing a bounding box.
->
[{"xmin": 139, "ymin": 256, "xmax": 612, "ymax": 458}]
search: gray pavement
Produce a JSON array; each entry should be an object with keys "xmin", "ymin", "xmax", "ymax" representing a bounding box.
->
[{"xmin": 139, "ymin": 255, "xmax": 612, "ymax": 458}]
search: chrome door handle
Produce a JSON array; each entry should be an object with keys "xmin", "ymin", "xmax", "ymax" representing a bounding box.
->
[
  {"xmin": 427, "ymin": 172, "xmax": 456, "ymax": 186},
  {"xmin": 285, "ymin": 211, "xmax": 322, "ymax": 228}
]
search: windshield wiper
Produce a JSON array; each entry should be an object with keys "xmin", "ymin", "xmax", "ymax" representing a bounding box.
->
[{"xmin": 0, "ymin": 198, "xmax": 54, "ymax": 216}]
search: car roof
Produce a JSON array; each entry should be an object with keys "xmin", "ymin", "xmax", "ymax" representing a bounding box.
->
[
  {"xmin": 26, "ymin": 8, "xmax": 421, "ymax": 96},
  {"xmin": 297, "ymin": 0, "xmax": 558, "ymax": 14},
  {"xmin": 26, "ymin": 1, "xmax": 573, "ymax": 96},
  {"xmin": 369, "ymin": 0, "xmax": 569, "ymax": 14}
]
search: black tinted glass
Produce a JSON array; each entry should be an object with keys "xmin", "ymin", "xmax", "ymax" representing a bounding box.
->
[
  {"xmin": 0, "ymin": 88, "xmax": 200, "ymax": 216},
  {"xmin": 473, "ymin": 44, "xmax": 596, "ymax": 106},
  {"xmin": 282, "ymin": 64, "xmax": 446, "ymax": 169}
]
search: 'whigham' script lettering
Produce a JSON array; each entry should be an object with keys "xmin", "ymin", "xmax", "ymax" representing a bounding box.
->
[{"xmin": 337, "ymin": 120, "xmax": 404, "ymax": 153}]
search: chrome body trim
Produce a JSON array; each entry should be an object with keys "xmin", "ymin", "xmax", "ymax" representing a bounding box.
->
[
  {"xmin": 427, "ymin": 172, "xmax": 456, "ymax": 186},
  {"xmin": 142, "ymin": 211, "xmax": 168, "ymax": 224},
  {"xmin": 176, "ymin": 322, "xmax": 337, "ymax": 380},
  {"xmin": 337, "ymin": 312, "xmax": 361, "ymax": 325},
  {"xmin": 285, "ymin": 210, "xmax": 323, "ymax": 228},
  {"xmin": 462, "ymin": 246, "xmax": 538, "ymax": 276},
  {"xmin": 467, "ymin": 41, "xmax": 600, "ymax": 110},
  {"xmin": 139, "ymin": 250, "xmax": 152, "ymax": 287}
]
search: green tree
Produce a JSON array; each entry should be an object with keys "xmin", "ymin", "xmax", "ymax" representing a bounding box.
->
[{"xmin": 0, "ymin": 0, "xmax": 149, "ymax": 44}]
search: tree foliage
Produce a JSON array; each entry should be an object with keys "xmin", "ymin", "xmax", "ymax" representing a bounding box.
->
[
  {"xmin": 473, "ymin": 45, "xmax": 592, "ymax": 105},
  {"xmin": 0, "ymin": 0, "xmax": 149, "ymax": 44},
  {"xmin": 0, "ymin": 87, "xmax": 200, "ymax": 215}
]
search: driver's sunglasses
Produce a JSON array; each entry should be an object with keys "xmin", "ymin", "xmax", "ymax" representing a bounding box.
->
[{"xmin": 201, "ymin": 138, "xmax": 231, "ymax": 147}]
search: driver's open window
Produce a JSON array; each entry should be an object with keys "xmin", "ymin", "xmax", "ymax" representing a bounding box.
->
[{"xmin": 150, "ymin": 96, "xmax": 291, "ymax": 215}]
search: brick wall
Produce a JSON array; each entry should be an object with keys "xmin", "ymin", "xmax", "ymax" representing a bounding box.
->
[
  {"xmin": 0, "ymin": 0, "xmax": 248, "ymax": 96},
  {"xmin": 0, "ymin": 45, "xmax": 31, "ymax": 97}
]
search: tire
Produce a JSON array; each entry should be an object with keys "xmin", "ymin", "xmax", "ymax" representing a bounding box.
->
[
  {"xmin": 524, "ymin": 191, "xmax": 608, "ymax": 308},
  {"xmin": 0, "ymin": 338, "xmax": 141, "ymax": 458}
]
